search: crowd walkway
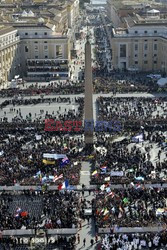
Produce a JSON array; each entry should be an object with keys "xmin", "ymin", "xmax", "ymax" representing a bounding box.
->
[{"xmin": 77, "ymin": 162, "xmax": 98, "ymax": 250}]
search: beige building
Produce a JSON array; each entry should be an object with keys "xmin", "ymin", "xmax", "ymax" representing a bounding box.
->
[
  {"xmin": 0, "ymin": 0, "xmax": 80, "ymax": 83},
  {"xmin": 112, "ymin": 15, "xmax": 167, "ymax": 73},
  {"xmin": 0, "ymin": 26, "xmax": 20, "ymax": 86}
]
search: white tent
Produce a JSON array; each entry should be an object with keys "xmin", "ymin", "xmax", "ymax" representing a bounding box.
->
[
  {"xmin": 132, "ymin": 134, "xmax": 144, "ymax": 143},
  {"xmin": 157, "ymin": 78, "xmax": 167, "ymax": 86}
]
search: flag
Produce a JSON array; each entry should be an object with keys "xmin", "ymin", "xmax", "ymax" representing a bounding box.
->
[
  {"xmin": 119, "ymin": 206, "xmax": 124, "ymax": 214},
  {"xmin": 123, "ymin": 197, "xmax": 129, "ymax": 204},
  {"xmin": 104, "ymin": 177, "xmax": 110, "ymax": 182},
  {"xmin": 99, "ymin": 208, "xmax": 104, "ymax": 215},
  {"xmin": 106, "ymin": 187, "xmax": 111, "ymax": 193},
  {"xmin": 92, "ymin": 170, "xmax": 98, "ymax": 176},
  {"xmin": 60, "ymin": 157, "xmax": 69, "ymax": 167},
  {"xmin": 16, "ymin": 207, "xmax": 22, "ymax": 213},
  {"xmin": 42, "ymin": 159, "xmax": 55, "ymax": 165},
  {"xmin": 105, "ymin": 191, "xmax": 115, "ymax": 199},
  {"xmin": 65, "ymin": 179, "xmax": 69, "ymax": 188},
  {"xmin": 39, "ymin": 173, "xmax": 42, "ymax": 182},
  {"xmin": 103, "ymin": 208, "xmax": 109, "ymax": 216},
  {"xmin": 100, "ymin": 184, "xmax": 105, "ymax": 191},
  {"xmin": 103, "ymin": 214, "xmax": 109, "ymax": 221},
  {"xmin": 53, "ymin": 174, "xmax": 63, "ymax": 182},
  {"xmin": 118, "ymin": 212, "xmax": 122, "ymax": 218},
  {"xmin": 100, "ymin": 166, "xmax": 107, "ymax": 173},
  {"xmin": 58, "ymin": 183, "xmax": 63, "ymax": 190}
]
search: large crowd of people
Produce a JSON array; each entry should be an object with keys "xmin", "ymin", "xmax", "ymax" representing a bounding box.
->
[
  {"xmin": 0, "ymin": 190, "xmax": 79, "ymax": 230},
  {"xmin": 100, "ymin": 232, "xmax": 167, "ymax": 249},
  {"xmin": 91, "ymin": 130, "xmax": 167, "ymax": 184},
  {"xmin": 93, "ymin": 187, "xmax": 167, "ymax": 228}
]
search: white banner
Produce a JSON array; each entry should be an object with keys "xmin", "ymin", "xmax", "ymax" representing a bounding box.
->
[
  {"xmin": 110, "ymin": 171, "xmax": 124, "ymax": 177},
  {"xmin": 43, "ymin": 153, "xmax": 66, "ymax": 160}
]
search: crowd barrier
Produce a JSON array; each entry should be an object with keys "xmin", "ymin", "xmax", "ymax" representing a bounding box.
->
[
  {"xmin": 1, "ymin": 229, "xmax": 77, "ymax": 237},
  {"xmin": 0, "ymin": 183, "xmax": 167, "ymax": 191},
  {"xmin": 98, "ymin": 226, "xmax": 165, "ymax": 234}
]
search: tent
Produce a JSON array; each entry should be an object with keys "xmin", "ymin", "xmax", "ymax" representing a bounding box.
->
[
  {"xmin": 157, "ymin": 78, "xmax": 167, "ymax": 87},
  {"xmin": 132, "ymin": 134, "xmax": 144, "ymax": 143}
]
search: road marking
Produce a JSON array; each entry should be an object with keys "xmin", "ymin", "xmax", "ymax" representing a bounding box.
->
[{"xmin": 81, "ymin": 171, "xmax": 90, "ymax": 175}]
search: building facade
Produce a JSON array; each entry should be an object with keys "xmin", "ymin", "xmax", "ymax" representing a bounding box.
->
[
  {"xmin": 16, "ymin": 23, "xmax": 69, "ymax": 81},
  {"xmin": 112, "ymin": 22, "xmax": 167, "ymax": 73},
  {"xmin": 0, "ymin": 26, "xmax": 20, "ymax": 87}
]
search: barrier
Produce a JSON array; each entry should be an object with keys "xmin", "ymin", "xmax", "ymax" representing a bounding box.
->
[
  {"xmin": 1, "ymin": 229, "xmax": 77, "ymax": 237},
  {"xmin": 98, "ymin": 226, "xmax": 165, "ymax": 234},
  {"xmin": 0, "ymin": 183, "xmax": 166, "ymax": 192}
]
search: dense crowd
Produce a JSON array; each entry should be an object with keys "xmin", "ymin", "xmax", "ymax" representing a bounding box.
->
[
  {"xmin": 100, "ymin": 232, "xmax": 167, "ymax": 250},
  {"xmin": 93, "ymin": 187, "xmax": 167, "ymax": 228},
  {"xmin": 0, "ymin": 131, "xmax": 84, "ymax": 186},
  {"xmin": 0, "ymin": 190, "xmax": 79, "ymax": 230},
  {"xmin": 0, "ymin": 80, "xmax": 84, "ymax": 97},
  {"xmin": 91, "ymin": 130, "xmax": 167, "ymax": 184},
  {"xmin": 97, "ymin": 97, "xmax": 167, "ymax": 123}
]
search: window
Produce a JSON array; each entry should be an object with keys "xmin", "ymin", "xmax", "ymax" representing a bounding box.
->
[
  {"xmin": 120, "ymin": 44, "xmax": 126, "ymax": 57},
  {"xmin": 154, "ymin": 39, "xmax": 157, "ymax": 41},
  {"xmin": 44, "ymin": 45, "xmax": 48, "ymax": 50},
  {"xmin": 135, "ymin": 61, "xmax": 138, "ymax": 64},
  {"xmin": 135, "ymin": 31, "xmax": 138, "ymax": 34},
  {"xmin": 154, "ymin": 61, "xmax": 157, "ymax": 64},
  {"xmin": 134, "ymin": 44, "xmax": 138, "ymax": 51},
  {"xmin": 144, "ymin": 31, "xmax": 147, "ymax": 34},
  {"xmin": 144, "ymin": 54, "xmax": 147, "ymax": 57},
  {"xmin": 154, "ymin": 44, "xmax": 157, "ymax": 50},
  {"xmin": 25, "ymin": 46, "xmax": 28, "ymax": 52},
  {"xmin": 44, "ymin": 41, "xmax": 47, "ymax": 43},
  {"xmin": 25, "ymin": 33, "xmax": 28, "ymax": 35},
  {"xmin": 56, "ymin": 45, "xmax": 63, "ymax": 57},
  {"xmin": 144, "ymin": 40, "xmax": 148, "ymax": 42},
  {"xmin": 144, "ymin": 44, "xmax": 148, "ymax": 50},
  {"xmin": 154, "ymin": 54, "xmax": 157, "ymax": 57},
  {"xmin": 35, "ymin": 55, "xmax": 38, "ymax": 59},
  {"xmin": 134, "ymin": 40, "xmax": 138, "ymax": 42},
  {"xmin": 144, "ymin": 61, "xmax": 148, "ymax": 64},
  {"xmin": 134, "ymin": 54, "xmax": 138, "ymax": 57},
  {"xmin": 45, "ymin": 55, "xmax": 48, "ymax": 59},
  {"xmin": 154, "ymin": 30, "xmax": 157, "ymax": 34},
  {"xmin": 44, "ymin": 32, "xmax": 47, "ymax": 35},
  {"xmin": 34, "ymin": 41, "xmax": 38, "ymax": 44},
  {"xmin": 35, "ymin": 32, "xmax": 38, "ymax": 35}
]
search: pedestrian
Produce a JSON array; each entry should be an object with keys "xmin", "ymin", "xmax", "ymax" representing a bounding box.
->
[
  {"xmin": 90, "ymin": 239, "xmax": 94, "ymax": 246},
  {"xmin": 95, "ymin": 234, "xmax": 98, "ymax": 243},
  {"xmin": 77, "ymin": 233, "xmax": 80, "ymax": 244},
  {"xmin": 83, "ymin": 238, "xmax": 86, "ymax": 247}
]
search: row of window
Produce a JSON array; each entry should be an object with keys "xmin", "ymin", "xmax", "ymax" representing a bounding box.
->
[
  {"xmin": 134, "ymin": 30, "xmax": 157, "ymax": 34},
  {"xmin": 25, "ymin": 46, "xmax": 48, "ymax": 52},
  {"xmin": 134, "ymin": 61, "xmax": 157, "ymax": 64},
  {"xmin": 34, "ymin": 41, "xmax": 48, "ymax": 43},
  {"xmin": 25, "ymin": 32, "xmax": 48, "ymax": 36},
  {"xmin": 134, "ymin": 44, "xmax": 157, "ymax": 51},
  {"xmin": 134, "ymin": 54, "xmax": 157, "ymax": 57}
]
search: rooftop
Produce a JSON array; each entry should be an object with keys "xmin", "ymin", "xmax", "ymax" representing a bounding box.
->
[{"xmin": 0, "ymin": 26, "xmax": 16, "ymax": 36}]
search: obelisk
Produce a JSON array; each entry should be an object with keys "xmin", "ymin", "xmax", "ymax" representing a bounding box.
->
[{"xmin": 84, "ymin": 36, "xmax": 94, "ymax": 147}]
